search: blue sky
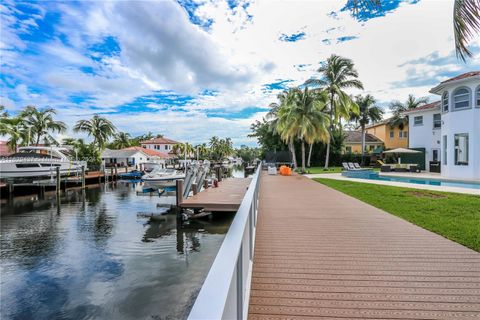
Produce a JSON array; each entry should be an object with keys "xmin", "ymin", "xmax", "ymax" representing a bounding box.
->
[{"xmin": 1, "ymin": 0, "xmax": 479, "ymax": 146}]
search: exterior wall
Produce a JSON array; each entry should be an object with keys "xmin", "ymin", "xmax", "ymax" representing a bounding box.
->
[
  {"xmin": 408, "ymin": 109, "xmax": 442, "ymax": 171},
  {"xmin": 103, "ymin": 152, "xmax": 149, "ymax": 166},
  {"xmin": 439, "ymin": 80, "xmax": 480, "ymax": 180},
  {"xmin": 141, "ymin": 143, "xmax": 174, "ymax": 152},
  {"xmin": 344, "ymin": 143, "xmax": 383, "ymax": 154},
  {"xmin": 366, "ymin": 123, "xmax": 409, "ymax": 149}
]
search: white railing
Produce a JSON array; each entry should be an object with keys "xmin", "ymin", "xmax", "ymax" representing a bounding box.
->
[{"xmin": 188, "ymin": 163, "xmax": 261, "ymax": 320}]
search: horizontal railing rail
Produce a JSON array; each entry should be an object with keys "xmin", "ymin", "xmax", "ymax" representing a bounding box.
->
[{"xmin": 188, "ymin": 163, "xmax": 261, "ymax": 320}]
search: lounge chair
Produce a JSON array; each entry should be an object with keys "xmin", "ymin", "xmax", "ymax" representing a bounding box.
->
[
  {"xmin": 347, "ymin": 162, "xmax": 357, "ymax": 170},
  {"xmin": 353, "ymin": 163, "xmax": 362, "ymax": 169},
  {"xmin": 342, "ymin": 162, "xmax": 350, "ymax": 171}
]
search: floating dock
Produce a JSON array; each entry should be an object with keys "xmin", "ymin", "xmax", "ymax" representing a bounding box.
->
[{"xmin": 179, "ymin": 178, "xmax": 251, "ymax": 212}]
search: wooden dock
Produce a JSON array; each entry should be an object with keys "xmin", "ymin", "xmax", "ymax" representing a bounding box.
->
[
  {"xmin": 248, "ymin": 173, "xmax": 480, "ymax": 319},
  {"xmin": 179, "ymin": 178, "xmax": 251, "ymax": 212}
]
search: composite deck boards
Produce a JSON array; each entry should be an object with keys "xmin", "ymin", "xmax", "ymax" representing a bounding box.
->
[
  {"xmin": 180, "ymin": 177, "xmax": 251, "ymax": 211},
  {"xmin": 248, "ymin": 173, "xmax": 480, "ymax": 319}
]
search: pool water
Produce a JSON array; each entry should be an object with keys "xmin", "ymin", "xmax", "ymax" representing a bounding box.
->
[
  {"xmin": 342, "ymin": 171, "xmax": 480, "ymax": 190},
  {"xmin": 0, "ymin": 182, "xmax": 233, "ymax": 320}
]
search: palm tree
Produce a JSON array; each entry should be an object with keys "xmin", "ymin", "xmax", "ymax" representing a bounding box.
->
[
  {"xmin": 73, "ymin": 114, "xmax": 116, "ymax": 150},
  {"xmin": 21, "ymin": 106, "xmax": 66, "ymax": 145},
  {"xmin": 389, "ymin": 94, "xmax": 429, "ymax": 128},
  {"xmin": 352, "ymin": 94, "xmax": 384, "ymax": 165},
  {"xmin": 305, "ymin": 54, "xmax": 362, "ymax": 168},
  {"xmin": 112, "ymin": 132, "xmax": 131, "ymax": 149},
  {"xmin": 353, "ymin": 0, "xmax": 480, "ymax": 61},
  {"xmin": 276, "ymin": 88, "xmax": 330, "ymax": 172},
  {"xmin": 269, "ymin": 90, "xmax": 299, "ymax": 168},
  {"xmin": 195, "ymin": 143, "xmax": 209, "ymax": 160}
]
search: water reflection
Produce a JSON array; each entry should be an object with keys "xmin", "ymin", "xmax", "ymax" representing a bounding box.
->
[{"xmin": 1, "ymin": 182, "xmax": 233, "ymax": 320}]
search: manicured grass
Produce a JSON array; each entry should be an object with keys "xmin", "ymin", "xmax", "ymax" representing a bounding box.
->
[{"xmin": 314, "ymin": 178, "xmax": 480, "ymax": 252}]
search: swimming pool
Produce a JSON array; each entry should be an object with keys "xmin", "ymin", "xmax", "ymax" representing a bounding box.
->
[{"xmin": 342, "ymin": 170, "xmax": 480, "ymax": 190}]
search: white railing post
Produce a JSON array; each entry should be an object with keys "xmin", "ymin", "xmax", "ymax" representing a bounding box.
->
[{"xmin": 188, "ymin": 163, "xmax": 261, "ymax": 320}]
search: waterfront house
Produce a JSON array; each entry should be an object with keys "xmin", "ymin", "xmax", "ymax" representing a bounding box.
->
[
  {"xmin": 343, "ymin": 131, "xmax": 384, "ymax": 154},
  {"xmin": 101, "ymin": 146, "xmax": 170, "ymax": 168},
  {"xmin": 406, "ymin": 71, "xmax": 480, "ymax": 180},
  {"xmin": 140, "ymin": 137, "xmax": 179, "ymax": 153},
  {"xmin": 365, "ymin": 118, "xmax": 409, "ymax": 149}
]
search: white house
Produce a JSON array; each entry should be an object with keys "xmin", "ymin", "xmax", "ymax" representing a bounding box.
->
[
  {"xmin": 101, "ymin": 146, "xmax": 170, "ymax": 168},
  {"xmin": 406, "ymin": 71, "xmax": 480, "ymax": 180},
  {"xmin": 140, "ymin": 137, "xmax": 179, "ymax": 153}
]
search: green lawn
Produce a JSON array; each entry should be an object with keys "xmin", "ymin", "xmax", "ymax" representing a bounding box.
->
[{"xmin": 314, "ymin": 178, "xmax": 480, "ymax": 252}]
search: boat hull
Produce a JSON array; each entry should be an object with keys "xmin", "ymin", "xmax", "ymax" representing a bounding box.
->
[{"xmin": 0, "ymin": 161, "xmax": 83, "ymax": 179}]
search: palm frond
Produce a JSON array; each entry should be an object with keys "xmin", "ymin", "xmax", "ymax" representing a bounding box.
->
[{"xmin": 454, "ymin": 0, "xmax": 480, "ymax": 61}]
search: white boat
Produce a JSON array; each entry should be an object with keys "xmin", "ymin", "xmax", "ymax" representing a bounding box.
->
[
  {"xmin": 0, "ymin": 146, "xmax": 85, "ymax": 179},
  {"xmin": 143, "ymin": 161, "xmax": 165, "ymax": 173},
  {"xmin": 142, "ymin": 168, "xmax": 185, "ymax": 188}
]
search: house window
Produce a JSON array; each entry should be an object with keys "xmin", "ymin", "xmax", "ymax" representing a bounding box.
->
[
  {"xmin": 414, "ymin": 116, "xmax": 423, "ymax": 126},
  {"xmin": 443, "ymin": 135, "xmax": 447, "ymax": 165},
  {"xmin": 345, "ymin": 146, "xmax": 352, "ymax": 153},
  {"xmin": 433, "ymin": 113, "xmax": 441, "ymax": 129},
  {"xmin": 399, "ymin": 131, "xmax": 408, "ymax": 139},
  {"xmin": 432, "ymin": 149, "xmax": 439, "ymax": 162},
  {"xmin": 389, "ymin": 131, "xmax": 394, "ymax": 139},
  {"xmin": 453, "ymin": 87, "xmax": 470, "ymax": 110},
  {"xmin": 454, "ymin": 133, "xmax": 469, "ymax": 165},
  {"xmin": 476, "ymin": 86, "xmax": 480, "ymax": 107},
  {"xmin": 165, "ymin": 145, "xmax": 168, "ymax": 150},
  {"xmin": 442, "ymin": 91, "xmax": 449, "ymax": 112}
]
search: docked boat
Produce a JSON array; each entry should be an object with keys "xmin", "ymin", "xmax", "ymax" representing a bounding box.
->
[
  {"xmin": 142, "ymin": 168, "xmax": 185, "ymax": 188},
  {"xmin": 0, "ymin": 146, "xmax": 85, "ymax": 179},
  {"xmin": 118, "ymin": 170, "xmax": 143, "ymax": 180}
]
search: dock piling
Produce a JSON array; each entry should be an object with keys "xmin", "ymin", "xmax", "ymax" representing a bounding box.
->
[
  {"xmin": 192, "ymin": 183, "xmax": 198, "ymax": 195},
  {"xmin": 176, "ymin": 179, "xmax": 184, "ymax": 205},
  {"xmin": 81, "ymin": 166, "xmax": 86, "ymax": 189},
  {"xmin": 56, "ymin": 166, "xmax": 61, "ymax": 196}
]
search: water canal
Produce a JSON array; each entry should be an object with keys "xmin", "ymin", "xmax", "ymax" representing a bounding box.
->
[{"xmin": 0, "ymin": 177, "xmax": 237, "ymax": 320}]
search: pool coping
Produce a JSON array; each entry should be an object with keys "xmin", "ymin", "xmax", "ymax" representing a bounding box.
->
[{"xmin": 304, "ymin": 173, "xmax": 480, "ymax": 196}]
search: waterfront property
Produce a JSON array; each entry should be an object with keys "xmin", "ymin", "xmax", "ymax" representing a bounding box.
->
[
  {"xmin": 101, "ymin": 146, "xmax": 170, "ymax": 168},
  {"xmin": 406, "ymin": 71, "xmax": 480, "ymax": 180},
  {"xmin": 140, "ymin": 137, "xmax": 179, "ymax": 153}
]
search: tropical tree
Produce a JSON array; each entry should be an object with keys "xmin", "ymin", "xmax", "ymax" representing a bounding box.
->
[
  {"xmin": 352, "ymin": 0, "xmax": 480, "ymax": 61},
  {"xmin": 112, "ymin": 132, "xmax": 131, "ymax": 149},
  {"xmin": 351, "ymin": 94, "xmax": 384, "ymax": 164},
  {"xmin": 194, "ymin": 143, "xmax": 210, "ymax": 160},
  {"xmin": 21, "ymin": 106, "xmax": 66, "ymax": 145},
  {"xmin": 388, "ymin": 94, "xmax": 429, "ymax": 128},
  {"xmin": 172, "ymin": 142, "xmax": 194, "ymax": 158},
  {"xmin": 276, "ymin": 88, "xmax": 330, "ymax": 172},
  {"xmin": 73, "ymin": 114, "xmax": 116, "ymax": 150},
  {"xmin": 209, "ymin": 136, "xmax": 234, "ymax": 161},
  {"xmin": 305, "ymin": 54, "xmax": 362, "ymax": 168}
]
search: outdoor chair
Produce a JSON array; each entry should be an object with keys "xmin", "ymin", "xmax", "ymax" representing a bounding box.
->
[
  {"xmin": 347, "ymin": 163, "xmax": 357, "ymax": 170},
  {"xmin": 353, "ymin": 163, "xmax": 362, "ymax": 169},
  {"xmin": 342, "ymin": 162, "xmax": 350, "ymax": 171}
]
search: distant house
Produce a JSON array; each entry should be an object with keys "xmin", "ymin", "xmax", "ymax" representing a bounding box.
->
[
  {"xmin": 406, "ymin": 71, "xmax": 479, "ymax": 179},
  {"xmin": 365, "ymin": 118, "xmax": 409, "ymax": 149},
  {"xmin": 343, "ymin": 131, "xmax": 383, "ymax": 154},
  {"xmin": 101, "ymin": 146, "xmax": 170, "ymax": 168},
  {"xmin": 140, "ymin": 137, "xmax": 179, "ymax": 153}
]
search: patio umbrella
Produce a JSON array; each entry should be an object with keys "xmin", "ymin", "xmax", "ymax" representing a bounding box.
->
[{"xmin": 383, "ymin": 148, "xmax": 421, "ymax": 164}]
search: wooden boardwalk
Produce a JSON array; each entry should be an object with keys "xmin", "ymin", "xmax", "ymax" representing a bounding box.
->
[
  {"xmin": 248, "ymin": 173, "xmax": 480, "ymax": 319},
  {"xmin": 180, "ymin": 178, "xmax": 251, "ymax": 212}
]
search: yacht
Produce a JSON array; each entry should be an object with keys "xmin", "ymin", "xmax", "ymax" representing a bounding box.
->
[
  {"xmin": 0, "ymin": 146, "xmax": 85, "ymax": 179},
  {"xmin": 142, "ymin": 168, "xmax": 185, "ymax": 188}
]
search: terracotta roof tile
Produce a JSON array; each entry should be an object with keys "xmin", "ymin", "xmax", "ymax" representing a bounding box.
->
[
  {"xmin": 139, "ymin": 137, "xmax": 179, "ymax": 144},
  {"xmin": 441, "ymin": 71, "xmax": 480, "ymax": 84},
  {"xmin": 121, "ymin": 146, "xmax": 171, "ymax": 158},
  {"xmin": 345, "ymin": 131, "xmax": 383, "ymax": 143}
]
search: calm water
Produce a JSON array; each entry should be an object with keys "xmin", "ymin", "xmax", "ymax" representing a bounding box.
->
[{"xmin": 1, "ymin": 182, "xmax": 234, "ymax": 320}]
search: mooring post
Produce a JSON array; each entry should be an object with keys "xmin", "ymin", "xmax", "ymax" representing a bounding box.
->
[
  {"xmin": 176, "ymin": 179, "xmax": 184, "ymax": 205},
  {"xmin": 114, "ymin": 165, "xmax": 118, "ymax": 181},
  {"xmin": 56, "ymin": 166, "xmax": 61, "ymax": 196},
  {"xmin": 110, "ymin": 167, "xmax": 114, "ymax": 183},
  {"xmin": 203, "ymin": 179, "xmax": 209, "ymax": 190},
  {"xmin": 192, "ymin": 183, "xmax": 198, "ymax": 195},
  {"xmin": 81, "ymin": 166, "xmax": 86, "ymax": 189}
]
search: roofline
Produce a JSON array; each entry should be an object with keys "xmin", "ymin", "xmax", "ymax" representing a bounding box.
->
[
  {"xmin": 429, "ymin": 75, "xmax": 480, "ymax": 95},
  {"xmin": 403, "ymin": 106, "xmax": 440, "ymax": 115}
]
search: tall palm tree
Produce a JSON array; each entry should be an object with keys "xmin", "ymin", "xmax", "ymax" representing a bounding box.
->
[
  {"xmin": 305, "ymin": 54, "xmax": 362, "ymax": 168},
  {"xmin": 21, "ymin": 106, "xmax": 66, "ymax": 145},
  {"xmin": 389, "ymin": 94, "xmax": 429, "ymax": 128},
  {"xmin": 112, "ymin": 132, "xmax": 131, "ymax": 149},
  {"xmin": 73, "ymin": 114, "xmax": 116, "ymax": 150},
  {"xmin": 276, "ymin": 88, "xmax": 330, "ymax": 172},
  {"xmin": 352, "ymin": 94, "xmax": 384, "ymax": 164},
  {"xmin": 353, "ymin": 0, "xmax": 480, "ymax": 61}
]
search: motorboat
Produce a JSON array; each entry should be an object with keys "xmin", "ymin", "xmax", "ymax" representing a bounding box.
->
[
  {"xmin": 142, "ymin": 168, "xmax": 185, "ymax": 188},
  {"xmin": 0, "ymin": 146, "xmax": 85, "ymax": 179},
  {"xmin": 118, "ymin": 170, "xmax": 143, "ymax": 180},
  {"xmin": 143, "ymin": 161, "xmax": 165, "ymax": 173}
]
